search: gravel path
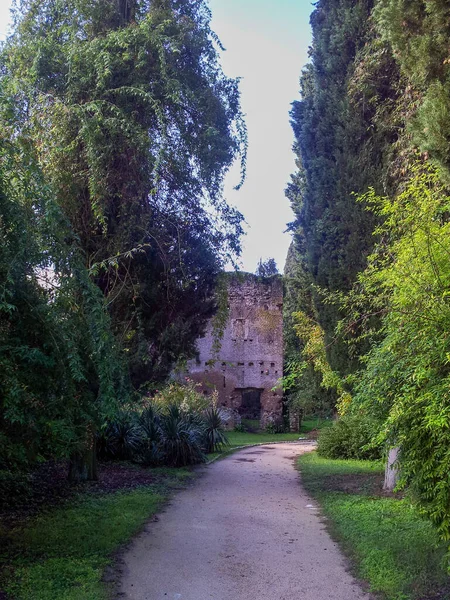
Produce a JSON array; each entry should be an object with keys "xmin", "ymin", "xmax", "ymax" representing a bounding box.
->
[{"xmin": 118, "ymin": 442, "xmax": 370, "ymax": 600}]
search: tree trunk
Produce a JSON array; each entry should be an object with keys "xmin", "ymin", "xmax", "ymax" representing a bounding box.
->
[
  {"xmin": 289, "ymin": 408, "xmax": 303, "ymax": 433},
  {"xmin": 68, "ymin": 430, "xmax": 98, "ymax": 482},
  {"xmin": 383, "ymin": 446, "xmax": 400, "ymax": 492},
  {"xmin": 117, "ymin": 0, "xmax": 135, "ymax": 23}
]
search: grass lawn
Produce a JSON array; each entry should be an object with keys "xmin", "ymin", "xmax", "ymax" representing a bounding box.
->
[
  {"xmin": 205, "ymin": 430, "xmax": 304, "ymax": 462},
  {"xmin": 227, "ymin": 430, "xmax": 303, "ymax": 446},
  {"xmin": 205, "ymin": 419, "xmax": 331, "ymax": 461},
  {"xmin": 300, "ymin": 417, "xmax": 332, "ymax": 434},
  {"xmin": 0, "ymin": 468, "xmax": 194, "ymax": 600},
  {"xmin": 298, "ymin": 453, "xmax": 449, "ymax": 600},
  {"xmin": 225, "ymin": 417, "xmax": 332, "ymax": 448}
]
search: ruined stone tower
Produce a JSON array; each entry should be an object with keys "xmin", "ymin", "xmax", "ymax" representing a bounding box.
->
[{"xmin": 186, "ymin": 273, "xmax": 283, "ymax": 428}]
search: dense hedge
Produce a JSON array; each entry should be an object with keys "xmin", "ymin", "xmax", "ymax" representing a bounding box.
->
[{"xmin": 317, "ymin": 415, "xmax": 382, "ymax": 461}]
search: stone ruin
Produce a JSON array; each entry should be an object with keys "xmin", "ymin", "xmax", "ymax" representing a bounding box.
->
[{"xmin": 186, "ymin": 273, "xmax": 284, "ymax": 429}]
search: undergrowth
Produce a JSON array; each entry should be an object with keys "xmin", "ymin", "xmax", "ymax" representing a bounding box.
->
[
  {"xmin": 298, "ymin": 453, "xmax": 449, "ymax": 600},
  {"xmin": 0, "ymin": 469, "xmax": 193, "ymax": 600}
]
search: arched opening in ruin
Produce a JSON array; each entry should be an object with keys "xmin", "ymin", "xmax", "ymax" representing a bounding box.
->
[{"xmin": 238, "ymin": 388, "xmax": 262, "ymax": 420}]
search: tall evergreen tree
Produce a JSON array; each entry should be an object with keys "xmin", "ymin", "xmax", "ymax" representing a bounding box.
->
[
  {"xmin": 287, "ymin": 0, "xmax": 405, "ymax": 381},
  {"xmin": 288, "ymin": 0, "xmax": 378, "ymax": 376}
]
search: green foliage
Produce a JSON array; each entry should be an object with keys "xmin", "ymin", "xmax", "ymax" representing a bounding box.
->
[
  {"xmin": 0, "ymin": 95, "xmax": 125, "ymax": 472},
  {"xmin": 255, "ymin": 257, "xmax": 279, "ymax": 277},
  {"xmin": 97, "ymin": 382, "xmax": 230, "ymax": 465},
  {"xmin": 283, "ymin": 0, "xmax": 394, "ymax": 419},
  {"xmin": 288, "ymin": 0, "xmax": 450, "ymax": 545},
  {"xmin": 292, "ymin": 312, "xmax": 342, "ymax": 393},
  {"xmin": 283, "ymin": 242, "xmax": 335, "ymax": 419},
  {"xmin": 299, "ymin": 453, "xmax": 448, "ymax": 600},
  {"xmin": 284, "ymin": 310, "xmax": 345, "ymax": 416},
  {"xmin": 0, "ymin": 141, "xmax": 63, "ymax": 468},
  {"xmin": 233, "ymin": 423, "xmax": 246, "ymax": 433},
  {"xmin": 3, "ymin": 0, "xmax": 247, "ymax": 387},
  {"xmin": 1, "ymin": 472, "xmax": 189, "ymax": 600},
  {"xmin": 349, "ymin": 166, "xmax": 450, "ymax": 539},
  {"xmin": 317, "ymin": 414, "xmax": 382, "ymax": 460},
  {"xmin": 158, "ymin": 404, "xmax": 205, "ymax": 467},
  {"xmin": 240, "ymin": 419, "xmax": 260, "ymax": 433},
  {"xmin": 134, "ymin": 403, "xmax": 164, "ymax": 466},
  {"xmin": 0, "ymin": 0, "xmax": 247, "ymax": 478},
  {"xmin": 264, "ymin": 418, "xmax": 288, "ymax": 434},
  {"xmin": 97, "ymin": 412, "xmax": 141, "ymax": 461},
  {"xmin": 202, "ymin": 406, "xmax": 229, "ymax": 453},
  {"xmin": 374, "ymin": 0, "xmax": 450, "ymax": 178},
  {"xmin": 152, "ymin": 380, "xmax": 209, "ymax": 414},
  {"xmin": 287, "ymin": 0, "xmax": 380, "ymax": 378}
]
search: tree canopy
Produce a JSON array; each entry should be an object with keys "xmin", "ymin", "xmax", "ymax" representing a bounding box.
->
[
  {"xmin": 255, "ymin": 258, "xmax": 279, "ymax": 278},
  {"xmin": 0, "ymin": 0, "xmax": 246, "ymax": 476}
]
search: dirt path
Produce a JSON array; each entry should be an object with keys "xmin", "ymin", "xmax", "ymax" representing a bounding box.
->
[{"xmin": 118, "ymin": 442, "xmax": 370, "ymax": 600}]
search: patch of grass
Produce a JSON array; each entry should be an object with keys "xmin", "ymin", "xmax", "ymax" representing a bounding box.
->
[
  {"xmin": 205, "ymin": 431, "xmax": 305, "ymax": 462},
  {"xmin": 299, "ymin": 452, "xmax": 382, "ymax": 486},
  {"xmin": 1, "ymin": 469, "xmax": 192, "ymax": 600},
  {"xmin": 298, "ymin": 453, "xmax": 449, "ymax": 600},
  {"xmin": 227, "ymin": 430, "xmax": 302, "ymax": 447},
  {"xmin": 150, "ymin": 467, "xmax": 195, "ymax": 486},
  {"xmin": 300, "ymin": 418, "xmax": 332, "ymax": 434},
  {"xmin": 206, "ymin": 451, "xmax": 222, "ymax": 462}
]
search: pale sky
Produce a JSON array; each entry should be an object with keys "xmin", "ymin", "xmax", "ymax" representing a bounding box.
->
[{"xmin": 0, "ymin": 0, "xmax": 313, "ymax": 272}]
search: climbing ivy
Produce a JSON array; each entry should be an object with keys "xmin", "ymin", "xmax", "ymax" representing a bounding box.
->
[{"xmin": 210, "ymin": 273, "xmax": 230, "ymax": 359}]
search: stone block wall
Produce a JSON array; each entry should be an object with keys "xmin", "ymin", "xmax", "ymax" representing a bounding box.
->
[{"xmin": 186, "ymin": 273, "xmax": 283, "ymax": 428}]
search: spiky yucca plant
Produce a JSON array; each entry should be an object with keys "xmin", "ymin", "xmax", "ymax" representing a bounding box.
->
[
  {"xmin": 202, "ymin": 406, "xmax": 229, "ymax": 453},
  {"xmin": 159, "ymin": 405, "xmax": 205, "ymax": 467},
  {"xmin": 97, "ymin": 412, "xmax": 142, "ymax": 460}
]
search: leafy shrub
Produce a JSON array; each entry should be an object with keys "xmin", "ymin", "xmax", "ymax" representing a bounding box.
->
[
  {"xmin": 97, "ymin": 412, "xmax": 142, "ymax": 460},
  {"xmin": 135, "ymin": 439, "xmax": 164, "ymax": 467},
  {"xmin": 0, "ymin": 470, "xmax": 32, "ymax": 509},
  {"xmin": 202, "ymin": 407, "xmax": 229, "ymax": 453},
  {"xmin": 153, "ymin": 380, "xmax": 209, "ymax": 414},
  {"xmin": 159, "ymin": 405, "xmax": 205, "ymax": 467},
  {"xmin": 98, "ymin": 405, "xmax": 206, "ymax": 467},
  {"xmin": 137, "ymin": 403, "xmax": 161, "ymax": 442},
  {"xmin": 234, "ymin": 423, "xmax": 246, "ymax": 432},
  {"xmin": 97, "ymin": 385, "xmax": 229, "ymax": 467},
  {"xmin": 134, "ymin": 404, "xmax": 163, "ymax": 466},
  {"xmin": 317, "ymin": 414, "xmax": 381, "ymax": 461},
  {"xmin": 348, "ymin": 169, "xmax": 450, "ymax": 539},
  {"xmin": 184, "ymin": 410, "xmax": 208, "ymax": 432}
]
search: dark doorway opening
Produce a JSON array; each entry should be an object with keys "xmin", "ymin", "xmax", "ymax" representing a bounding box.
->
[{"xmin": 239, "ymin": 388, "xmax": 262, "ymax": 420}]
